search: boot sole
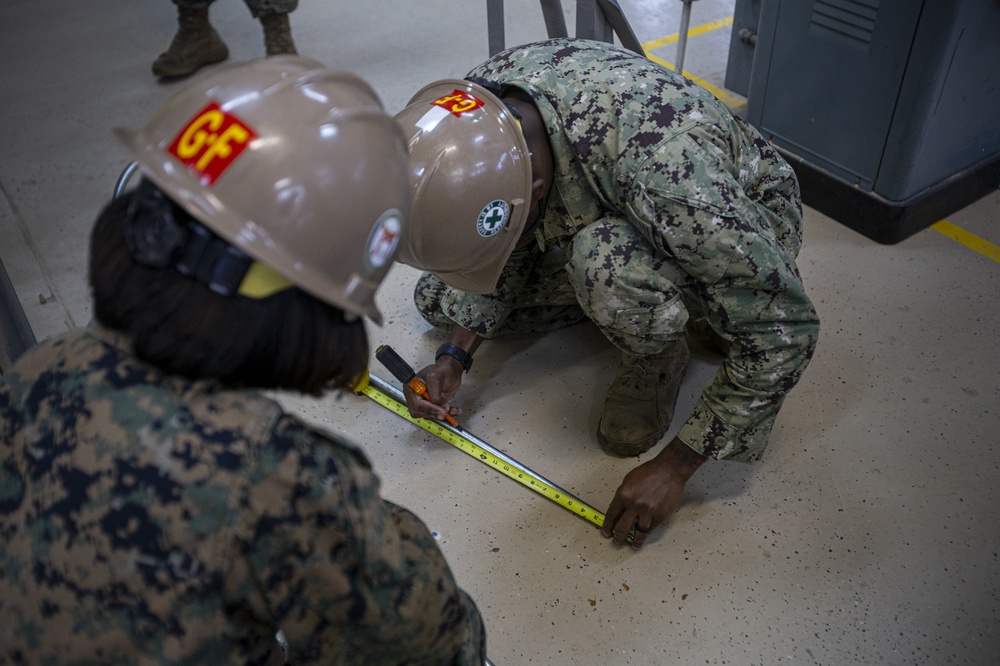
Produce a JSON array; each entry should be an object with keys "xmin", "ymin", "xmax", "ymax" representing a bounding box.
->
[{"xmin": 152, "ymin": 47, "xmax": 229, "ymax": 78}]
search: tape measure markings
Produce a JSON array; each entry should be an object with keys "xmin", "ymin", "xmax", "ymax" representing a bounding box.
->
[{"xmin": 361, "ymin": 373, "xmax": 606, "ymax": 528}]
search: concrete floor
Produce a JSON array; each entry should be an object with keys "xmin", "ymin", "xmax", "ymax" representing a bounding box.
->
[{"xmin": 2, "ymin": 1, "xmax": 998, "ymax": 664}]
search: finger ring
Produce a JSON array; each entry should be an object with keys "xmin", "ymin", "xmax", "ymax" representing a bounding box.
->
[
  {"xmin": 625, "ymin": 531, "xmax": 635, "ymax": 543},
  {"xmin": 633, "ymin": 521, "xmax": 650, "ymax": 533}
]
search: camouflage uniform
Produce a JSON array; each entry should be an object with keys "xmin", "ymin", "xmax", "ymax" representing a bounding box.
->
[
  {"xmin": 416, "ymin": 39, "xmax": 820, "ymax": 463},
  {"xmin": 0, "ymin": 325, "xmax": 485, "ymax": 665},
  {"xmin": 173, "ymin": 0, "xmax": 297, "ymax": 18}
]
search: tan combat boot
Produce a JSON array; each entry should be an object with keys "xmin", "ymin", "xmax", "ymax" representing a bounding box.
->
[
  {"xmin": 260, "ymin": 13, "xmax": 297, "ymax": 56},
  {"xmin": 597, "ymin": 339, "xmax": 690, "ymax": 457},
  {"xmin": 152, "ymin": 7, "xmax": 229, "ymax": 79}
]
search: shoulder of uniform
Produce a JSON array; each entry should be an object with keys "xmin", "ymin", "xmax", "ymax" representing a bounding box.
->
[{"xmin": 269, "ymin": 412, "xmax": 374, "ymax": 471}]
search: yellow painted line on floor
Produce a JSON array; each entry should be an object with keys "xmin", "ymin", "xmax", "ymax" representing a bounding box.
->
[
  {"xmin": 641, "ymin": 15, "xmax": 735, "ymax": 51},
  {"xmin": 644, "ymin": 51, "xmax": 746, "ymax": 112},
  {"xmin": 639, "ymin": 15, "xmax": 745, "ymax": 112},
  {"xmin": 931, "ymin": 220, "xmax": 1000, "ymax": 263}
]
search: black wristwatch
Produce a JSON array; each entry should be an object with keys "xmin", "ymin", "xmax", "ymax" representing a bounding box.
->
[{"xmin": 436, "ymin": 343, "xmax": 474, "ymax": 373}]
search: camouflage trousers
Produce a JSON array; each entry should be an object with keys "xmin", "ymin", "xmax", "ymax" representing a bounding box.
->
[
  {"xmin": 173, "ymin": 0, "xmax": 298, "ymax": 17},
  {"xmin": 415, "ymin": 217, "xmax": 707, "ymax": 356}
]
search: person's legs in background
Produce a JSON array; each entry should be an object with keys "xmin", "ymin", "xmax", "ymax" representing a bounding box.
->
[
  {"xmin": 152, "ymin": 0, "xmax": 297, "ymax": 79},
  {"xmin": 152, "ymin": 0, "xmax": 229, "ymax": 78},
  {"xmin": 250, "ymin": 0, "xmax": 298, "ymax": 56}
]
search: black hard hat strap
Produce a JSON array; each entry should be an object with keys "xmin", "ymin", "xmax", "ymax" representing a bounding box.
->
[
  {"xmin": 126, "ymin": 177, "xmax": 252, "ymax": 297},
  {"xmin": 175, "ymin": 223, "xmax": 252, "ymax": 297}
]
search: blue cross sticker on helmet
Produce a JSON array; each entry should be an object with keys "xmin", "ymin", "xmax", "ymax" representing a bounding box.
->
[{"xmin": 477, "ymin": 200, "xmax": 510, "ymax": 238}]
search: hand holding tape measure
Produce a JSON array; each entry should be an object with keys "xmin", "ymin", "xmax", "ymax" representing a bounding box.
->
[
  {"xmin": 375, "ymin": 345, "xmax": 458, "ymax": 427},
  {"xmin": 363, "ymin": 345, "xmax": 606, "ymax": 529}
]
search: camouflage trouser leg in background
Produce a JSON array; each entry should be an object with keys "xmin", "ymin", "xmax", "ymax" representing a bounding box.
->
[
  {"xmin": 415, "ymin": 217, "xmax": 704, "ymax": 356},
  {"xmin": 172, "ymin": 0, "xmax": 299, "ymax": 17}
]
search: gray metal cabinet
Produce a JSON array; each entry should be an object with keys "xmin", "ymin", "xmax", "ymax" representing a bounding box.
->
[{"xmin": 730, "ymin": 0, "xmax": 1000, "ymax": 243}]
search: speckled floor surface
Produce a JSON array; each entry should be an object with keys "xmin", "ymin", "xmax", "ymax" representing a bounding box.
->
[{"xmin": 2, "ymin": 1, "xmax": 998, "ymax": 664}]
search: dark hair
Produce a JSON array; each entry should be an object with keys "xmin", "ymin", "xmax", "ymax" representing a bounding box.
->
[{"xmin": 89, "ymin": 193, "xmax": 368, "ymax": 395}]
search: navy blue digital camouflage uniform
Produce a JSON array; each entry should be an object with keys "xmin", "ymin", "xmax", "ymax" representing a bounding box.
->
[
  {"xmin": 0, "ymin": 325, "xmax": 484, "ymax": 665},
  {"xmin": 415, "ymin": 39, "xmax": 820, "ymax": 463}
]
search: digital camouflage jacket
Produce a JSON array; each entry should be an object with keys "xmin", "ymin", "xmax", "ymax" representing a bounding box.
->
[
  {"xmin": 446, "ymin": 39, "xmax": 820, "ymax": 462},
  {"xmin": 0, "ymin": 325, "xmax": 484, "ymax": 665}
]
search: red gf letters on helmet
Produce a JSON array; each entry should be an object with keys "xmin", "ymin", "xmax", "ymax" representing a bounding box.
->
[
  {"xmin": 168, "ymin": 103, "xmax": 258, "ymax": 185},
  {"xmin": 431, "ymin": 90, "xmax": 485, "ymax": 117}
]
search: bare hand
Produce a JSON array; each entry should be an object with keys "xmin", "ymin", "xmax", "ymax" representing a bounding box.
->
[
  {"xmin": 402, "ymin": 357, "xmax": 465, "ymax": 422},
  {"xmin": 602, "ymin": 437, "xmax": 706, "ymax": 550}
]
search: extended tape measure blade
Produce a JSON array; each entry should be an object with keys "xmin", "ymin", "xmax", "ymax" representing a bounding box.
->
[{"xmin": 359, "ymin": 375, "xmax": 606, "ymax": 529}]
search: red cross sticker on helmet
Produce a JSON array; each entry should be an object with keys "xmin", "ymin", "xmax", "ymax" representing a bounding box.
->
[
  {"xmin": 366, "ymin": 209, "xmax": 404, "ymax": 270},
  {"xmin": 168, "ymin": 102, "xmax": 258, "ymax": 186}
]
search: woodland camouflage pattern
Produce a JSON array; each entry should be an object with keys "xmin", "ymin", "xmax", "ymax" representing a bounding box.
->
[
  {"xmin": 0, "ymin": 326, "xmax": 484, "ymax": 665},
  {"xmin": 417, "ymin": 39, "xmax": 820, "ymax": 462}
]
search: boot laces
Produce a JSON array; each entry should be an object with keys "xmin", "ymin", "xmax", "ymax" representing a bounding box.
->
[{"xmin": 619, "ymin": 356, "xmax": 652, "ymax": 388}]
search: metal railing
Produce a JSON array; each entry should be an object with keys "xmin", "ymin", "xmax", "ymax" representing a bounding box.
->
[{"xmin": 486, "ymin": 0, "xmax": 643, "ymax": 56}]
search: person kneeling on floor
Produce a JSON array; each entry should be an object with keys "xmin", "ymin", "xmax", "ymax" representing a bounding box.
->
[{"xmin": 392, "ymin": 38, "xmax": 821, "ymax": 551}]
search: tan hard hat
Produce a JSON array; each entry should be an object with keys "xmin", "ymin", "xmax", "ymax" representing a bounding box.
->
[
  {"xmin": 113, "ymin": 55, "xmax": 409, "ymax": 324},
  {"xmin": 393, "ymin": 78, "xmax": 533, "ymax": 294}
]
